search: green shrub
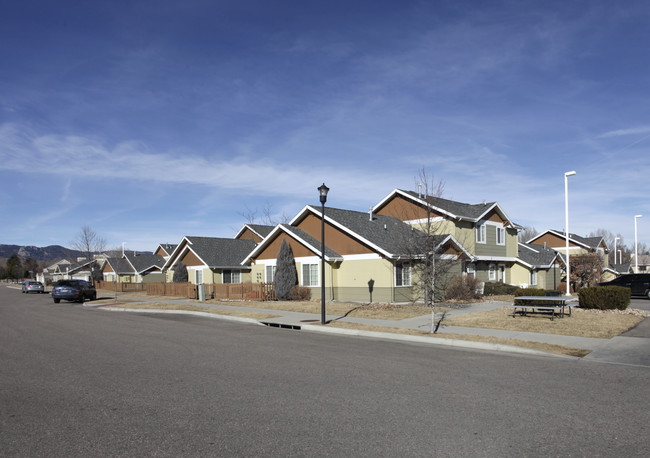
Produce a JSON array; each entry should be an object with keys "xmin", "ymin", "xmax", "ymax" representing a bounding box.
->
[
  {"xmin": 514, "ymin": 288, "xmax": 546, "ymax": 297},
  {"xmin": 445, "ymin": 275, "xmax": 483, "ymax": 301},
  {"xmin": 288, "ymin": 285, "xmax": 312, "ymax": 301},
  {"xmin": 483, "ymin": 282, "xmax": 519, "ymax": 296},
  {"xmin": 579, "ymin": 286, "xmax": 630, "ymax": 310}
]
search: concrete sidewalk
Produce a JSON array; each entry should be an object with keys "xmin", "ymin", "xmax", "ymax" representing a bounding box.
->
[{"xmin": 90, "ymin": 294, "xmax": 650, "ymax": 366}]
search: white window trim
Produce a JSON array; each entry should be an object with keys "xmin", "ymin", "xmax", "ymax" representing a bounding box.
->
[
  {"xmin": 395, "ymin": 262, "xmax": 412, "ymax": 287},
  {"xmin": 301, "ymin": 263, "xmax": 319, "ymax": 287},
  {"xmin": 488, "ymin": 263, "xmax": 496, "ymax": 281},
  {"xmin": 265, "ymin": 264, "xmax": 276, "ymax": 283},
  {"xmin": 496, "ymin": 226, "xmax": 506, "ymax": 246},
  {"xmin": 476, "ymin": 223, "xmax": 487, "ymax": 244},
  {"xmin": 530, "ymin": 270, "xmax": 538, "ymax": 286}
]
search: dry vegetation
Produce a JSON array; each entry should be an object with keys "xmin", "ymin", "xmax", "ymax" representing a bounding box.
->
[
  {"xmin": 96, "ymin": 294, "xmax": 645, "ymax": 356},
  {"xmin": 442, "ymin": 306, "xmax": 644, "ymax": 339},
  {"xmin": 323, "ymin": 321, "xmax": 591, "ymax": 357}
]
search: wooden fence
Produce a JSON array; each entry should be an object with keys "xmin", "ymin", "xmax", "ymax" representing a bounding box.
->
[
  {"xmin": 95, "ymin": 281, "xmax": 275, "ymax": 301},
  {"xmin": 95, "ymin": 280, "xmax": 147, "ymax": 293}
]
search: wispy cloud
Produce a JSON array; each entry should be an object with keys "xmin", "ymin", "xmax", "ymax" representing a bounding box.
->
[{"xmin": 598, "ymin": 126, "xmax": 650, "ymax": 138}]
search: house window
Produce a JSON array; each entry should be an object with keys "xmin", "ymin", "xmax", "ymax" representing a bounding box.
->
[
  {"xmin": 265, "ymin": 265, "xmax": 276, "ymax": 283},
  {"xmin": 530, "ymin": 270, "xmax": 538, "ymax": 286},
  {"xmin": 477, "ymin": 223, "xmax": 486, "ymax": 244},
  {"xmin": 223, "ymin": 270, "xmax": 241, "ymax": 284},
  {"xmin": 496, "ymin": 227, "xmax": 506, "ymax": 245},
  {"xmin": 395, "ymin": 262, "xmax": 412, "ymax": 287},
  {"xmin": 302, "ymin": 263, "xmax": 319, "ymax": 287},
  {"xmin": 195, "ymin": 269, "xmax": 203, "ymax": 285},
  {"xmin": 489, "ymin": 263, "xmax": 496, "ymax": 281}
]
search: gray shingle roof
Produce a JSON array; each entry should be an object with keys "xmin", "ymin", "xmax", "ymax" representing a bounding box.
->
[
  {"xmin": 544, "ymin": 230, "xmax": 605, "ymax": 250},
  {"xmin": 124, "ymin": 253, "xmax": 165, "ymax": 274},
  {"xmin": 185, "ymin": 236, "xmax": 257, "ymax": 268},
  {"xmin": 518, "ymin": 243, "xmax": 560, "ymax": 268},
  {"xmin": 246, "ymin": 224, "xmax": 274, "ymax": 238},
  {"xmin": 308, "ymin": 205, "xmax": 444, "ymax": 257},
  {"xmin": 158, "ymin": 244, "xmax": 177, "ymax": 255},
  {"xmin": 105, "ymin": 257, "xmax": 134, "ymax": 275},
  {"xmin": 399, "ymin": 190, "xmax": 497, "ymax": 220}
]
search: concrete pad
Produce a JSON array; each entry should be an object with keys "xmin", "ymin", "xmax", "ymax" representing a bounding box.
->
[{"xmin": 582, "ymin": 336, "xmax": 650, "ymax": 367}]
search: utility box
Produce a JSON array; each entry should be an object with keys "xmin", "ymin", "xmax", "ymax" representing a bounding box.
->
[{"xmin": 198, "ymin": 284, "xmax": 206, "ymax": 301}]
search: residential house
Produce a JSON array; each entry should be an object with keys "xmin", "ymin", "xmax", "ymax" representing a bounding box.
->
[
  {"xmin": 163, "ymin": 236, "xmax": 257, "ymax": 285},
  {"xmin": 39, "ymin": 259, "xmax": 72, "ymax": 284},
  {"xmin": 512, "ymin": 243, "xmax": 563, "ymax": 290},
  {"xmin": 102, "ymin": 257, "xmax": 137, "ymax": 283},
  {"xmin": 235, "ymin": 224, "xmax": 275, "ymax": 243},
  {"xmin": 122, "ymin": 252, "xmax": 166, "ymax": 283},
  {"xmin": 373, "ymin": 189, "xmax": 521, "ymax": 285},
  {"xmin": 632, "ymin": 254, "xmax": 650, "ymax": 273},
  {"xmin": 602, "ymin": 263, "xmax": 633, "ymax": 282},
  {"xmin": 528, "ymin": 230, "xmax": 609, "ymax": 283},
  {"xmin": 528, "ymin": 230, "xmax": 609, "ymax": 266},
  {"xmin": 154, "ymin": 244, "xmax": 177, "ymax": 261},
  {"xmin": 243, "ymin": 205, "xmax": 471, "ymax": 303}
]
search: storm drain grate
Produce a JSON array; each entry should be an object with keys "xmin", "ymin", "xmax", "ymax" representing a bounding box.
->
[{"xmin": 261, "ymin": 322, "xmax": 302, "ymax": 330}]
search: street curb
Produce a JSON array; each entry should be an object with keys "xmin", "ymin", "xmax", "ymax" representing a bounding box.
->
[
  {"xmin": 301, "ymin": 324, "xmax": 577, "ymax": 358},
  {"xmin": 99, "ymin": 306, "xmax": 266, "ymax": 326},
  {"xmin": 95, "ymin": 304, "xmax": 576, "ymax": 359}
]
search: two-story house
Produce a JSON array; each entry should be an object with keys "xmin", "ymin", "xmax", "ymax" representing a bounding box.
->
[{"xmin": 372, "ymin": 189, "xmax": 521, "ymax": 285}]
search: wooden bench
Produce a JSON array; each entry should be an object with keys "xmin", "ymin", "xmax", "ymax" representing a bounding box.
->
[
  {"xmin": 510, "ymin": 296, "xmax": 578, "ymax": 320},
  {"xmin": 511, "ymin": 304, "xmax": 563, "ymax": 320}
]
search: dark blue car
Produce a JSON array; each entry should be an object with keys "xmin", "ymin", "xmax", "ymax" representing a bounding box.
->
[{"xmin": 52, "ymin": 280, "xmax": 97, "ymax": 303}]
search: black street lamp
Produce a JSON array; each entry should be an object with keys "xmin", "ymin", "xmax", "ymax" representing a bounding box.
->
[{"xmin": 318, "ymin": 183, "xmax": 329, "ymax": 325}]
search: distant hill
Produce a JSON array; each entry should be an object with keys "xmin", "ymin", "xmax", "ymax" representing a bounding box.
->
[{"xmin": 0, "ymin": 244, "xmax": 86, "ymax": 263}]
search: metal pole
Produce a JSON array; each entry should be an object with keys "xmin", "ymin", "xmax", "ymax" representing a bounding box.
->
[
  {"xmin": 321, "ymin": 201, "xmax": 326, "ymax": 325},
  {"xmin": 634, "ymin": 215, "xmax": 643, "ymax": 274},
  {"xmin": 564, "ymin": 171, "xmax": 576, "ymax": 296}
]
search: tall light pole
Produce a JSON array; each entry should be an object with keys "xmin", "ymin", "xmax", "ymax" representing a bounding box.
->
[
  {"xmin": 564, "ymin": 171, "xmax": 577, "ymax": 296},
  {"xmin": 318, "ymin": 183, "xmax": 329, "ymax": 325},
  {"xmin": 634, "ymin": 215, "xmax": 643, "ymax": 274},
  {"xmin": 614, "ymin": 237, "xmax": 620, "ymax": 265}
]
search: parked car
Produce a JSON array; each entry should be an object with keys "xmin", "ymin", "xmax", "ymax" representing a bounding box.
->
[
  {"xmin": 599, "ymin": 273, "xmax": 650, "ymax": 299},
  {"xmin": 51, "ymin": 280, "xmax": 97, "ymax": 303},
  {"xmin": 22, "ymin": 281, "xmax": 44, "ymax": 294}
]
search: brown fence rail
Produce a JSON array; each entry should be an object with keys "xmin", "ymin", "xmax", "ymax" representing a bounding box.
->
[
  {"xmin": 95, "ymin": 281, "xmax": 147, "ymax": 293},
  {"xmin": 204, "ymin": 283, "xmax": 275, "ymax": 301},
  {"xmin": 95, "ymin": 281, "xmax": 275, "ymax": 301}
]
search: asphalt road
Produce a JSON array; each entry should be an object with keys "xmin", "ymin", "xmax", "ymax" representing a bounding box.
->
[{"xmin": 2, "ymin": 286, "xmax": 649, "ymax": 457}]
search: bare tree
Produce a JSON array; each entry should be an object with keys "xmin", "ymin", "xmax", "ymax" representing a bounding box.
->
[
  {"xmin": 71, "ymin": 225, "xmax": 106, "ymax": 284},
  {"xmin": 239, "ymin": 201, "xmax": 291, "ymax": 226},
  {"xmin": 518, "ymin": 226, "xmax": 538, "ymax": 243},
  {"xmin": 570, "ymin": 253, "xmax": 604, "ymax": 289},
  {"xmin": 396, "ymin": 168, "xmax": 464, "ymax": 333}
]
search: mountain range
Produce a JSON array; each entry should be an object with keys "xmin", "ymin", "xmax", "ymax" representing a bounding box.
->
[{"xmin": 0, "ymin": 244, "xmax": 86, "ymax": 263}]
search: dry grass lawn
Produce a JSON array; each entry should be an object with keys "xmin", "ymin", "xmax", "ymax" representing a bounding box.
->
[
  {"xmin": 104, "ymin": 302, "xmax": 279, "ymax": 320},
  {"xmin": 322, "ymin": 321, "xmax": 591, "ymax": 357},
  {"xmin": 203, "ymin": 299, "xmax": 442, "ymax": 320},
  {"xmin": 442, "ymin": 306, "xmax": 643, "ymax": 339}
]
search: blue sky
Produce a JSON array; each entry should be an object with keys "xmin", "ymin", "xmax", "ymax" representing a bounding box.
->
[{"xmin": 1, "ymin": 0, "xmax": 649, "ymax": 252}]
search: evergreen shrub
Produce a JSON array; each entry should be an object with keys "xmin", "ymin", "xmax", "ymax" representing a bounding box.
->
[
  {"xmin": 483, "ymin": 282, "xmax": 519, "ymax": 296},
  {"xmin": 579, "ymin": 286, "xmax": 630, "ymax": 310},
  {"xmin": 514, "ymin": 288, "xmax": 545, "ymax": 297}
]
